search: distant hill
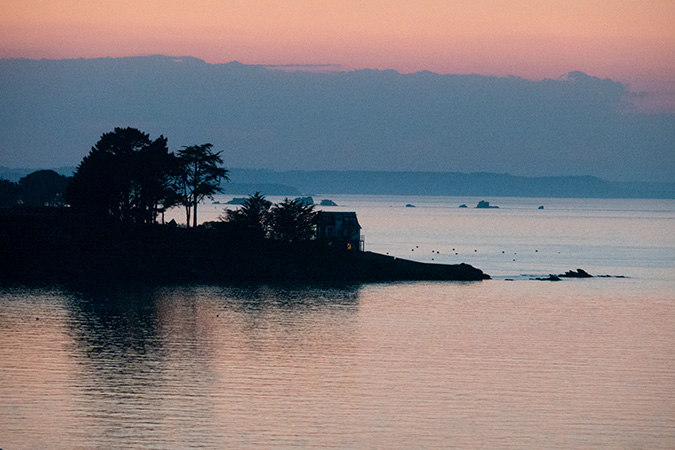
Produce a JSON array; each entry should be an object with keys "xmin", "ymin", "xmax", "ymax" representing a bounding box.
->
[
  {"xmin": 225, "ymin": 183, "xmax": 300, "ymax": 196},
  {"xmin": 3, "ymin": 166, "xmax": 670, "ymax": 199},
  {"xmin": 228, "ymin": 169, "xmax": 675, "ymax": 199}
]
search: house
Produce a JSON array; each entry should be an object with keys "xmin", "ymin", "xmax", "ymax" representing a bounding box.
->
[{"xmin": 316, "ymin": 211, "xmax": 363, "ymax": 251}]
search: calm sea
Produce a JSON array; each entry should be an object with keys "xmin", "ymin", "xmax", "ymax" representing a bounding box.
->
[{"xmin": 2, "ymin": 196, "xmax": 674, "ymax": 449}]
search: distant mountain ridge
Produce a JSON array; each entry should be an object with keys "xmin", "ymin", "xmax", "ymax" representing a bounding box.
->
[
  {"xmin": 228, "ymin": 169, "xmax": 675, "ymax": 199},
  {"xmin": 2, "ymin": 167, "xmax": 673, "ymax": 199}
]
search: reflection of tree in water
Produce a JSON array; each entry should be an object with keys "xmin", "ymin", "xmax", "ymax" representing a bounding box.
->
[
  {"xmin": 67, "ymin": 285, "xmax": 163, "ymax": 359},
  {"xmin": 62, "ymin": 284, "xmax": 363, "ymax": 445},
  {"xmin": 64, "ymin": 286, "xmax": 175, "ymax": 444}
]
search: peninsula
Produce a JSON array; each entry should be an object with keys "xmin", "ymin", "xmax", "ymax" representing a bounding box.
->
[
  {"xmin": 0, "ymin": 208, "xmax": 489, "ymax": 286},
  {"xmin": 0, "ymin": 127, "xmax": 490, "ymax": 286}
]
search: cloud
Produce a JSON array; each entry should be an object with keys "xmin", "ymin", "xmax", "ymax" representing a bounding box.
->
[{"xmin": 0, "ymin": 56, "xmax": 673, "ymax": 182}]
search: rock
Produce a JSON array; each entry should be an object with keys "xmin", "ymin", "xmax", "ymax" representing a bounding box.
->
[
  {"xmin": 226, "ymin": 197, "xmax": 247, "ymax": 205},
  {"xmin": 559, "ymin": 268, "xmax": 593, "ymax": 278},
  {"xmin": 476, "ymin": 200, "xmax": 499, "ymax": 209},
  {"xmin": 535, "ymin": 274, "xmax": 561, "ymax": 281},
  {"xmin": 320, "ymin": 199, "xmax": 338, "ymax": 206},
  {"xmin": 405, "ymin": 204, "xmax": 416, "ymax": 208},
  {"xmin": 538, "ymin": 205, "xmax": 544, "ymax": 210},
  {"xmin": 295, "ymin": 196, "xmax": 314, "ymax": 206},
  {"xmin": 459, "ymin": 204, "xmax": 467, "ymax": 208}
]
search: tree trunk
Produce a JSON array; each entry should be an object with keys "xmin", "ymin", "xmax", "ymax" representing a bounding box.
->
[{"xmin": 192, "ymin": 197, "xmax": 198, "ymax": 228}]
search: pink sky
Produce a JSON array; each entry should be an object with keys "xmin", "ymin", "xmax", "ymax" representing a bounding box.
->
[{"xmin": 2, "ymin": 0, "xmax": 675, "ymax": 111}]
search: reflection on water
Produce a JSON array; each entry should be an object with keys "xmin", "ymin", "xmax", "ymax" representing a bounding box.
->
[{"xmin": 1, "ymin": 281, "xmax": 674, "ymax": 449}]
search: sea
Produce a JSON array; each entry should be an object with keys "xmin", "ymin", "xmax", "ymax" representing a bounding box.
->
[{"xmin": 2, "ymin": 195, "xmax": 674, "ymax": 449}]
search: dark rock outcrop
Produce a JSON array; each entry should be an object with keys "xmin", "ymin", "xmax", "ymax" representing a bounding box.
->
[
  {"xmin": 559, "ymin": 268, "xmax": 593, "ymax": 278},
  {"xmin": 295, "ymin": 196, "xmax": 314, "ymax": 206},
  {"xmin": 476, "ymin": 200, "xmax": 499, "ymax": 209},
  {"xmin": 534, "ymin": 274, "xmax": 561, "ymax": 281}
]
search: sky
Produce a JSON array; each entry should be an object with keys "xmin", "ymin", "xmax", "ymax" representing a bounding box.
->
[
  {"xmin": 2, "ymin": 0, "xmax": 675, "ymax": 111},
  {"xmin": 2, "ymin": 56, "xmax": 674, "ymax": 181}
]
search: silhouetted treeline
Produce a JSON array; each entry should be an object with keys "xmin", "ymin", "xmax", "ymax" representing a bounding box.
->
[
  {"xmin": 0, "ymin": 170, "xmax": 69, "ymax": 207},
  {"xmin": 223, "ymin": 193, "xmax": 318, "ymax": 242},
  {"xmin": 65, "ymin": 127, "xmax": 228, "ymax": 227},
  {"xmin": 0, "ymin": 127, "xmax": 230, "ymax": 227}
]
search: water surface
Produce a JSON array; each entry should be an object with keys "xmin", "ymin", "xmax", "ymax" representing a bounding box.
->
[{"xmin": 2, "ymin": 196, "xmax": 674, "ymax": 448}]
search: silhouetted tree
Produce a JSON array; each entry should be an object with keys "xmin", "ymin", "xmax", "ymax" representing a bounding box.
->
[
  {"xmin": 176, "ymin": 144, "xmax": 229, "ymax": 228},
  {"xmin": 269, "ymin": 198, "xmax": 317, "ymax": 242},
  {"xmin": 134, "ymin": 139, "xmax": 181, "ymax": 223},
  {"xmin": 222, "ymin": 192, "xmax": 272, "ymax": 239},
  {"xmin": 0, "ymin": 179, "xmax": 19, "ymax": 208},
  {"xmin": 18, "ymin": 170, "xmax": 69, "ymax": 207},
  {"xmin": 66, "ymin": 127, "xmax": 176, "ymax": 223}
]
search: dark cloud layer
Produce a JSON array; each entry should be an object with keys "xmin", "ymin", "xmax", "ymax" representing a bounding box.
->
[{"xmin": 1, "ymin": 56, "xmax": 673, "ymax": 181}]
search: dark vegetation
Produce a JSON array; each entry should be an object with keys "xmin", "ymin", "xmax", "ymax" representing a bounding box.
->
[
  {"xmin": 0, "ymin": 169, "xmax": 69, "ymax": 208},
  {"xmin": 65, "ymin": 128, "xmax": 228, "ymax": 227},
  {"xmin": 1, "ymin": 127, "xmax": 489, "ymax": 286},
  {"xmin": 0, "ymin": 207, "xmax": 487, "ymax": 286}
]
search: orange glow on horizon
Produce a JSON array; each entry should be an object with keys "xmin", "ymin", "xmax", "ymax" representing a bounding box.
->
[{"xmin": 2, "ymin": 0, "xmax": 674, "ymax": 108}]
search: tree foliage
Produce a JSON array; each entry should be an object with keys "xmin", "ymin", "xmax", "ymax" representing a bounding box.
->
[
  {"xmin": 0, "ymin": 179, "xmax": 19, "ymax": 208},
  {"xmin": 222, "ymin": 192, "xmax": 272, "ymax": 239},
  {"xmin": 269, "ymin": 198, "xmax": 318, "ymax": 242},
  {"xmin": 176, "ymin": 144, "xmax": 229, "ymax": 228},
  {"xmin": 66, "ymin": 127, "xmax": 176, "ymax": 223},
  {"xmin": 18, "ymin": 170, "xmax": 69, "ymax": 207}
]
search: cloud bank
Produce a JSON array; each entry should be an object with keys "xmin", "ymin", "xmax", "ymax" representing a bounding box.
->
[{"xmin": 1, "ymin": 56, "xmax": 673, "ymax": 182}]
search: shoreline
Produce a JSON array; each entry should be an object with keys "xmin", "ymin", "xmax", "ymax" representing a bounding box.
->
[{"xmin": 0, "ymin": 208, "xmax": 489, "ymax": 287}]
